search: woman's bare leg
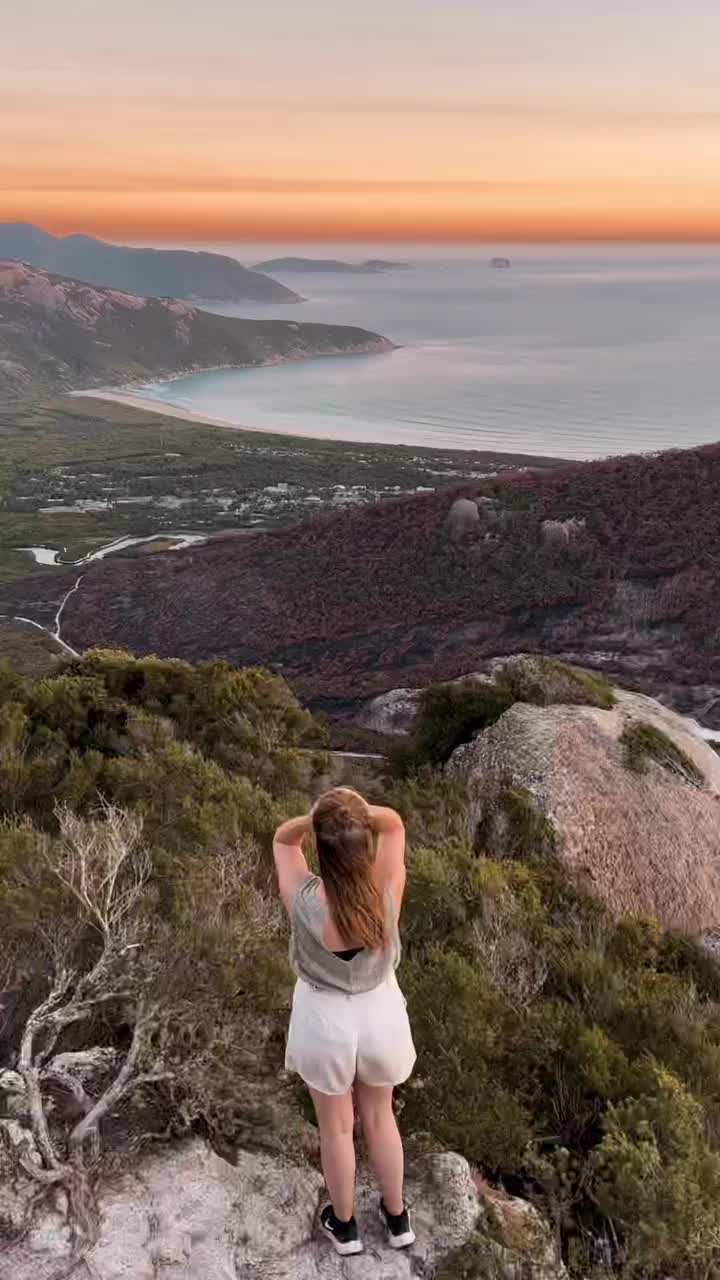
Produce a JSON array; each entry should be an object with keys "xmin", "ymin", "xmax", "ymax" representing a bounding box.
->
[
  {"xmin": 309, "ymin": 1087, "xmax": 356, "ymax": 1222},
  {"xmin": 355, "ymin": 1082, "xmax": 405, "ymax": 1215}
]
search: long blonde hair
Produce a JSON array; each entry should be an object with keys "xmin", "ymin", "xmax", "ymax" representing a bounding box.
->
[{"xmin": 312, "ymin": 789, "xmax": 385, "ymax": 950}]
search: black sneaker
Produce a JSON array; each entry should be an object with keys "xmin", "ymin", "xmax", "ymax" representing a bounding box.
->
[
  {"xmin": 320, "ymin": 1204, "xmax": 363, "ymax": 1255},
  {"xmin": 379, "ymin": 1199, "xmax": 415, "ymax": 1249}
]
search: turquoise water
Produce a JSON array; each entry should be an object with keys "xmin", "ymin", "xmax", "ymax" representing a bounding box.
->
[{"xmin": 137, "ymin": 246, "xmax": 720, "ymax": 460}]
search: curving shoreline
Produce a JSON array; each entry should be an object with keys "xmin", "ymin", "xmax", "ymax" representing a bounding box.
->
[
  {"xmin": 70, "ymin": 389, "xmax": 254, "ymax": 433},
  {"xmin": 70, "ymin": 339, "xmax": 396, "ymax": 435}
]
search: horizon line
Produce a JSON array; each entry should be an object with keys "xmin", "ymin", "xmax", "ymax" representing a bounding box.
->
[{"xmin": 7, "ymin": 219, "xmax": 720, "ymax": 248}]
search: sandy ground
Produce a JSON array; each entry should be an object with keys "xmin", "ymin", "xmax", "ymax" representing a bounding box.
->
[{"xmin": 70, "ymin": 389, "xmax": 244, "ymax": 433}]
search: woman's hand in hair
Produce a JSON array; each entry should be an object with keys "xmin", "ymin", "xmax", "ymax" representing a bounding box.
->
[
  {"xmin": 274, "ymin": 813, "xmax": 313, "ymax": 846},
  {"xmin": 312, "ymin": 786, "xmax": 369, "ymax": 818},
  {"xmin": 367, "ymin": 804, "xmax": 404, "ymax": 834}
]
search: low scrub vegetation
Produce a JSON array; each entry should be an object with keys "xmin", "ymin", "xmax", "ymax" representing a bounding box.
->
[
  {"xmin": 500, "ymin": 657, "xmax": 616, "ymax": 711},
  {"xmin": 389, "ymin": 659, "xmax": 615, "ymax": 776},
  {"xmin": 46, "ymin": 441, "xmax": 720, "ymax": 716},
  {"xmin": 621, "ymin": 720, "xmax": 705, "ymax": 786},
  {"xmin": 388, "ymin": 679, "xmax": 515, "ymax": 775},
  {"xmin": 1, "ymin": 653, "xmax": 720, "ymax": 1276},
  {"xmin": 475, "ymin": 786, "xmax": 558, "ymax": 863}
]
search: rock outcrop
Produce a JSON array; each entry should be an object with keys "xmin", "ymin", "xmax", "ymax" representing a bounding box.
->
[
  {"xmin": 540, "ymin": 516, "xmax": 586, "ymax": 548},
  {"xmin": 448, "ymin": 686, "xmax": 720, "ymax": 934},
  {"xmin": 358, "ymin": 657, "xmax": 607, "ymax": 739},
  {"xmin": 357, "ymin": 686, "xmax": 424, "ymax": 735},
  {"xmin": 359, "ymin": 656, "xmax": 720, "ymax": 933},
  {"xmin": 447, "ymin": 496, "xmax": 481, "ymax": 540},
  {"xmin": 0, "ymin": 1133, "xmax": 564, "ymax": 1280}
]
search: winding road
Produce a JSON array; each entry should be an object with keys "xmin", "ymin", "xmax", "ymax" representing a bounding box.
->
[
  {"xmin": 0, "ymin": 572, "xmax": 84, "ymax": 659},
  {"xmin": 2, "ymin": 532, "xmax": 209, "ymax": 661}
]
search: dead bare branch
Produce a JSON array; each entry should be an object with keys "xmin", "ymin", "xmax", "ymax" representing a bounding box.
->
[
  {"xmin": 51, "ymin": 802, "xmax": 150, "ymax": 944},
  {"xmin": 69, "ymin": 1014, "xmax": 158, "ymax": 1153},
  {"xmin": 6, "ymin": 802, "xmax": 162, "ymax": 1261},
  {"xmin": 18, "ymin": 975, "xmax": 78, "ymax": 1172}
]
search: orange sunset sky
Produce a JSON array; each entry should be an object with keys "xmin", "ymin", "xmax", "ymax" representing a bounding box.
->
[{"xmin": 3, "ymin": 0, "xmax": 720, "ymax": 243}]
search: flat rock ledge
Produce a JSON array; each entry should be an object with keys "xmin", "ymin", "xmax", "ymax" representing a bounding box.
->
[{"xmin": 0, "ymin": 1131, "xmax": 565, "ymax": 1280}]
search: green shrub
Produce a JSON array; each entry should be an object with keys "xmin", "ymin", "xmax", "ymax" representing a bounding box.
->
[
  {"xmin": 386, "ymin": 771, "xmax": 471, "ymax": 847},
  {"xmin": 592, "ymin": 1068, "xmax": 720, "ymax": 1274},
  {"xmin": 0, "ymin": 651, "xmax": 322, "ymax": 1153},
  {"xmin": 476, "ymin": 787, "xmax": 557, "ymax": 862},
  {"xmin": 395, "ymin": 825, "xmax": 720, "ymax": 1274},
  {"xmin": 388, "ymin": 659, "xmax": 614, "ymax": 779},
  {"xmin": 621, "ymin": 721, "xmax": 704, "ymax": 786},
  {"xmin": 388, "ymin": 679, "xmax": 514, "ymax": 775},
  {"xmin": 499, "ymin": 657, "xmax": 616, "ymax": 710},
  {"xmin": 402, "ymin": 946, "xmax": 535, "ymax": 1168}
]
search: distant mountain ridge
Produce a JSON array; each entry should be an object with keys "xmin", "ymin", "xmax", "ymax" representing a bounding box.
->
[
  {"xmin": 0, "ymin": 223, "xmax": 301, "ymax": 304},
  {"xmin": 0, "ymin": 261, "xmax": 393, "ymax": 398},
  {"xmin": 252, "ymin": 256, "xmax": 411, "ymax": 274}
]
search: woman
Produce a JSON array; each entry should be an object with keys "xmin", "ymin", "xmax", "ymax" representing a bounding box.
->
[{"xmin": 273, "ymin": 786, "xmax": 416, "ymax": 1257}]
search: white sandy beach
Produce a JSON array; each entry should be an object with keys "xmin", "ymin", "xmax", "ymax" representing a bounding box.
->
[{"xmin": 70, "ymin": 389, "xmax": 246, "ymax": 433}]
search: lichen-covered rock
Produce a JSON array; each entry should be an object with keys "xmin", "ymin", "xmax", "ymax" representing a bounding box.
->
[
  {"xmin": 0, "ymin": 1135, "xmax": 564, "ymax": 1280},
  {"xmin": 47, "ymin": 1048, "xmax": 120, "ymax": 1083},
  {"xmin": 476, "ymin": 1180, "xmax": 567, "ymax": 1279},
  {"xmin": 447, "ymin": 497, "xmax": 480, "ymax": 540},
  {"xmin": 357, "ymin": 686, "xmax": 423, "ymax": 735},
  {"xmin": 700, "ymin": 928, "xmax": 720, "ymax": 965},
  {"xmin": 448, "ymin": 689, "xmax": 720, "ymax": 933},
  {"xmin": 437, "ymin": 1178, "xmax": 567, "ymax": 1279},
  {"xmin": 540, "ymin": 516, "xmax": 586, "ymax": 548},
  {"xmin": 0, "ymin": 1071, "xmax": 28, "ymax": 1121},
  {"xmin": 359, "ymin": 671, "xmax": 495, "ymax": 739}
]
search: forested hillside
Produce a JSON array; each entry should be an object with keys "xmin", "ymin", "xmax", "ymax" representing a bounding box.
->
[
  {"xmin": 24, "ymin": 439, "xmax": 720, "ymax": 731},
  {"xmin": 0, "ymin": 261, "xmax": 391, "ymax": 398}
]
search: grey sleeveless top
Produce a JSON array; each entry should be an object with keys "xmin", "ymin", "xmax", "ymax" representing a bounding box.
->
[{"xmin": 289, "ymin": 874, "xmax": 401, "ymax": 995}]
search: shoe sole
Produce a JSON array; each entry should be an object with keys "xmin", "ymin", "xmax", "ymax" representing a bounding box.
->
[
  {"xmin": 378, "ymin": 1207, "xmax": 416, "ymax": 1249},
  {"xmin": 320, "ymin": 1222, "xmax": 364, "ymax": 1256}
]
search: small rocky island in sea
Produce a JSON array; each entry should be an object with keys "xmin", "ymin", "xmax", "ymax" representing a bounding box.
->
[
  {"xmin": 490, "ymin": 256, "xmax": 512, "ymax": 268},
  {"xmin": 252, "ymin": 256, "xmax": 412, "ymax": 274}
]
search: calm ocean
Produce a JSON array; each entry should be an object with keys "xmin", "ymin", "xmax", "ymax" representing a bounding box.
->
[{"xmin": 136, "ymin": 244, "xmax": 720, "ymax": 460}]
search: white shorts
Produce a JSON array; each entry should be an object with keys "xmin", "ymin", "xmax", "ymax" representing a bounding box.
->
[{"xmin": 285, "ymin": 974, "xmax": 416, "ymax": 1096}]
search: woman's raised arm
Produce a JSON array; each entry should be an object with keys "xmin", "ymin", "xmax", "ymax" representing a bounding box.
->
[
  {"xmin": 368, "ymin": 805, "xmax": 406, "ymax": 916},
  {"xmin": 273, "ymin": 813, "xmax": 313, "ymax": 911}
]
